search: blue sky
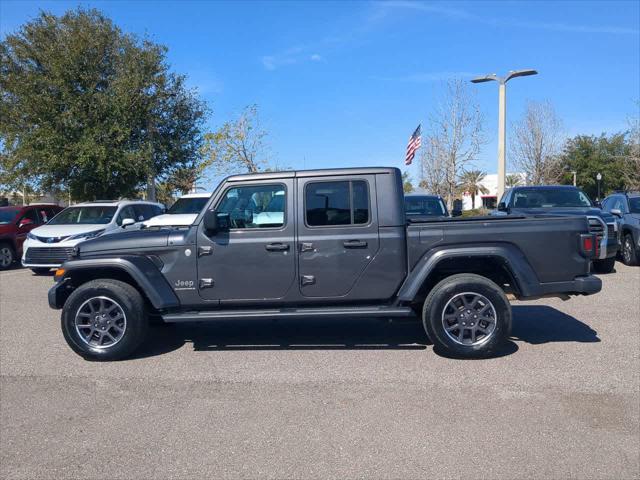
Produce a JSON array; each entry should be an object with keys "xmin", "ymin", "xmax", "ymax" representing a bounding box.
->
[{"xmin": 1, "ymin": 0, "xmax": 639, "ymax": 189}]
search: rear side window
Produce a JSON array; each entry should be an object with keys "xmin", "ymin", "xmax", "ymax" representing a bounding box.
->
[
  {"xmin": 133, "ymin": 204, "xmax": 162, "ymax": 221},
  {"xmin": 305, "ymin": 180, "xmax": 369, "ymax": 227}
]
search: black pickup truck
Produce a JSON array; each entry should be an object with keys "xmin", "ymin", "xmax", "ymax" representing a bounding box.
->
[
  {"xmin": 49, "ymin": 168, "xmax": 601, "ymax": 360},
  {"xmin": 492, "ymin": 185, "xmax": 619, "ymax": 273}
]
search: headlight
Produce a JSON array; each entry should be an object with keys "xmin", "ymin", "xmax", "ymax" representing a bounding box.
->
[
  {"xmin": 68, "ymin": 229, "xmax": 105, "ymax": 241},
  {"xmin": 27, "ymin": 232, "xmax": 36, "ymax": 240}
]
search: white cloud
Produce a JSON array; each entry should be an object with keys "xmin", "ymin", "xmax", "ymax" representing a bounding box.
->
[{"xmin": 310, "ymin": 54, "xmax": 323, "ymax": 62}]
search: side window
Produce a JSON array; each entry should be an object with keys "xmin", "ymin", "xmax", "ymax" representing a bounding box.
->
[
  {"xmin": 116, "ymin": 206, "xmax": 137, "ymax": 225},
  {"xmin": 20, "ymin": 209, "xmax": 39, "ymax": 224},
  {"xmin": 305, "ymin": 180, "xmax": 370, "ymax": 227},
  {"xmin": 42, "ymin": 208, "xmax": 58, "ymax": 223},
  {"xmin": 613, "ymin": 197, "xmax": 626, "ymax": 213},
  {"xmin": 132, "ymin": 204, "xmax": 160, "ymax": 221},
  {"xmin": 216, "ymin": 184, "xmax": 285, "ymax": 229},
  {"xmin": 601, "ymin": 198, "xmax": 612, "ymax": 210}
]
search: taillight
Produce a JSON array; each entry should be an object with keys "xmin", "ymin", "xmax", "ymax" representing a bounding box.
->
[{"xmin": 579, "ymin": 234, "xmax": 597, "ymax": 258}]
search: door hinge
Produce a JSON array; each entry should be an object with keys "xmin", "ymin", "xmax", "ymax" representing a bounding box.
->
[
  {"xmin": 199, "ymin": 278, "xmax": 214, "ymax": 289},
  {"xmin": 198, "ymin": 246, "xmax": 213, "ymax": 257},
  {"xmin": 301, "ymin": 275, "xmax": 315, "ymax": 286}
]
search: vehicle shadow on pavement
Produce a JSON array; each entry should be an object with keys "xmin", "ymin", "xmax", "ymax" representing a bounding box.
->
[
  {"xmin": 130, "ymin": 306, "xmax": 599, "ymax": 360},
  {"xmin": 131, "ymin": 318, "xmax": 431, "ymax": 359},
  {"xmin": 511, "ymin": 305, "xmax": 600, "ymax": 345}
]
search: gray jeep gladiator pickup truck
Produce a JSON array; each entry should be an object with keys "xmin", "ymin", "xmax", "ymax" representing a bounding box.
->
[{"xmin": 49, "ymin": 167, "xmax": 602, "ymax": 360}]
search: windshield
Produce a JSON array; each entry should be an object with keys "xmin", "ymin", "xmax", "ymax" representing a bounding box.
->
[
  {"xmin": 404, "ymin": 197, "xmax": 447, "ymax": 216},
  {"xmin": 629, "ymin": 197, "xmax": 640, "ymax": 214},
  {"xmin": 168, "ymin": 197, "xmax": 209, "ymax": 215},
  {"xmin": 510, "ymin": 188, "xmax": 593, "ymax": 208},
  {"xmin": 48, "ymin": 206, "xmax": 117, "ymax": 225},
  {"xmin": 0, "ymin": 209, "xmax": 19, "ymax": 225}
]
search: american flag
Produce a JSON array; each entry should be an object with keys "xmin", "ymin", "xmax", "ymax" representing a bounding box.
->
[{"xmin": 405, "ymin": 124, "xmax": 421, "ymax": 165}]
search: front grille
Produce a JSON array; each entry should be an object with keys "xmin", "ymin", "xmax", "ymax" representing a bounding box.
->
[{"xmin": 25, "ymin": 247, "xmax": 75, "ymax": 265}]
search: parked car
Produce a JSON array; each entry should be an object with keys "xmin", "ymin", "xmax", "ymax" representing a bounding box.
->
[
  {"xmin": 0, "ymin": 204, "xmax": 63, "ymax": 270},
  {"xmin": 404, "ymin": 194, "xmax": 461, "ymax": 219},
  {"xmin": 22, "ymin": 200, "xmax": 163, "ymax": 273},
  {"xmin": 493, "ymin": 185, "xmax": 619, "ymax": 273},
  {"xmin": 142, "ymin": 193, "xmax": 210, "ymax": 228},
  {"xmin": 49, "ymin": 167, "xmax": 601, "ymax": 361},
  {"xmin": 601, "ymin": 191, "xmax": 640, "ymax": 266}
]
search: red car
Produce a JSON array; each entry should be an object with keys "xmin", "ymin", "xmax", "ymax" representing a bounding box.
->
[{"xmin": 0, "ymin": 204, "xmax": 64, "ymax": 270}]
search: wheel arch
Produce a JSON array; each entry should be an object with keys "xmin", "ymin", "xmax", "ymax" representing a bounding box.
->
[
  {"xmin": 50, "ymin": 256, "xmax": 179, "ymax": 311},
  {"xmin": 398, "ymin": 245, "xmax": 540, "ymax": 304}
]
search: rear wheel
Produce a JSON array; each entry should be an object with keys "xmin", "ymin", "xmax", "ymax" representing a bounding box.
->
[
  {"xmin": 61, "ymin": 279, "xmax": 148, "ymax": 361},
  {"xmin": 0, "ymin": 244, "xmax": 14, "ymax": 270},
  {"xmin": 422, "ymin": 274, "xmax": 512, "ymax": 359},
  {"xmin": 30, "ymin": 268, "xmax": 51, "ymax": 275},
  {"xmin": 621, "ymin": 233, "xmax": 638, "ymax": 266},
  {"xmin": 592, "ymin": 257, "xmax": 616, "ymax": 273}
]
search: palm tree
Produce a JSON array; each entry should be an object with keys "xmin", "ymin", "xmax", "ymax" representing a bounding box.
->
[
  {"xmin": 506, "ymin": 174, "xmax": 522, "ymax": 188},
  {"xmin": 458, "ymin": 170, "xmax": 489, "ymax": 209}
]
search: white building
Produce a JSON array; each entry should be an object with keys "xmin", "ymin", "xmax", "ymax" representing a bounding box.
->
[{"xmin": 460, "ymin": 172, "xmax": 526, "ymax": 211}]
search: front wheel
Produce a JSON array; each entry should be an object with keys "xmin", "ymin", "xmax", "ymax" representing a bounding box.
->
[
  {"xmin": 621, "ymin": 233, "xmax": 638, "ymax": 266},
  {"xmin": 422, "ymin": 274, "xmax": 512, "ymax": 359},
  {"xmin": 0, "ymin": 244, "xmax": 15, "ymax": 270},
  {"xmin": 61, "ymin": 279, "xmax": 148, "ymax": 361},
  {"xmin": 592, "ymin": 257, "xmax": 616, "ymax": 273}
]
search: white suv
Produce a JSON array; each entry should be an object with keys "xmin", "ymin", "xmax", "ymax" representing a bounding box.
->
[
  {"xmin": 142, "ymin": 193, "xmax": 211, "ymax": 228},
  {"xmin": 22, "ymin": 200, "xmax": 164, "ymax": 273}
]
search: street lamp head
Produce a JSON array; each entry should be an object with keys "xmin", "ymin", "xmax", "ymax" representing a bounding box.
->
[
  {"xmin": 505, "ymin": 69, "xmax": 538, "ymax": 82},
  {"xmin": 597, "ymin": 173, "xmax": 602, "ymax": 180},
  {"xmin": 471, "ymin": 74, "xmax": 498, "ymax": 84}
]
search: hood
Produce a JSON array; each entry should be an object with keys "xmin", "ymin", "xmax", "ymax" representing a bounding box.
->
[
  {"xmin": 30, "ymin": 224, "xmax": 106, "ymax": 238},
  {"xmin": 143, "ymin": 213, "xmax": 197, "ymax": 227},
  {"xmin": 77, "ymin": 229, "xmax": 170, "ymax": 256}
]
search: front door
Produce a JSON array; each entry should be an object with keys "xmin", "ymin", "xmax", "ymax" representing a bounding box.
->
[
  {"xmin": 197, "ymin": 180, "xmax": 296, "ymax": 302},
  {"xmin": 297, "ymin": 176, "xmax": 380, "ymax": 298}
]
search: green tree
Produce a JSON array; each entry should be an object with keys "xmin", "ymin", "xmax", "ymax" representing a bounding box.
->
[
  {"xmin": 506, "ymin": 174, "xmax": 523, "ymax": 188},
  {"xmin": 557, "ymin": 134, "xmax": 628, "ymax": 199},
  {"xmin": 0, "ymin": 8, "xmax": 206, "ymax": 201},
  {"xmin": 402, "ymin": 171, "xmax": 414, "ymax": 193},
  {"xmin": 458, "ymin": 170, "xmax": 488, "ymax": 209},
  {"xmin": 202, "ymin": 105, "xmax": 270, "ymax": 175}
]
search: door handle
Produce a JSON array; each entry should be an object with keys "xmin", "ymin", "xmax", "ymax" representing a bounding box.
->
[
  {"xmin": 343, "ymin": 240, "xmax": 368, "ymax": 249},
  {"xmin": 265, "ymin": 243, "xmax": 290, "ymax": 252}
]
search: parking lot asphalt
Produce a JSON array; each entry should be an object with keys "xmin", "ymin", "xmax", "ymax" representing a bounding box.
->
[{"xmin": 1, "ymin": 264, "xmax": 639, "ymax": 479}]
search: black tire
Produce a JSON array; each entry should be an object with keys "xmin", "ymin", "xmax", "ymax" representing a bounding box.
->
[
  {"xmin": 592, "ymin": 257, "xmax": 616, "ymax": 274},
  {"xmin": 422, "ymin": 273, "xmax": 512, "ymax": 359},
  {"xmin": 61, "ymin": 279, "xmax": 148, "ymax": 361},
  {"xmin": 0, "ymin": 243, "xmax": 15, "ymax": 270},
  {"xmin": 621, "ymin": 233, "xmax": 639, "ymax": 266},
  {"xmin": 30, "ymin": 267, "xmax": 51, "ymax": 275}
]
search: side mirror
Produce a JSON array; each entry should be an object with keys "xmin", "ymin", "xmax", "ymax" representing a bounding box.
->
[
  {"xmin": 497, "ymin": 202, "xmax": 508, "ymax": 212},
  {"xmin": 451, "ymin": 209, "xmax": 462, "ymax": 217},
  {"xmin": 121, "ymin": 218, "xmax": 135, "ymax": 228},
  {"xmin": 18, "ymin": 218, "xmax": 34, "ymax": 228},
  {"xmin": 203, "ymin": 210, "xmax": 230, "ymax": 235},
  {"xmin": 610, "ymin": 208, "xmax": 623, "ymax": 218}
]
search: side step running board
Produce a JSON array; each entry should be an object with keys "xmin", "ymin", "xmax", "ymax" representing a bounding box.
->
[{"xmin": 162, "ymin": 305, "xmax": 415, "ymax": 323}]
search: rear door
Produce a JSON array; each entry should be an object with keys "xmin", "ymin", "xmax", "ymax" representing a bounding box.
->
[{"xmin": 297, "ymin": 175, "xmax": 380, "ymax": 298}]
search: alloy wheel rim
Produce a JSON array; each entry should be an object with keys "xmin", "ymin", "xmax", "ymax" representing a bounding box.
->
[
  {"xmin": 74, "ymin": 296, "xmax": 127, "ymax": 348},
  {"xmin": 442, "ymin": 292, "xmax": 497, "ymax": 346},
  {"xmin": 0, "ymin": 247, "xmax": 12, "ymax": 267},
  {"xmin": 623, "ymin": 238, "xmax": 632, "ymax": 263}
]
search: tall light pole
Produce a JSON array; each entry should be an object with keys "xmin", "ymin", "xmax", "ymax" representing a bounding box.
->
[
  {"xmin": 471, "ymin": 69, "xmax": 538, "ymax": 201},
  {"xmin": 596, "ymin": 172, "xmax": 602, "ymax": 201}
]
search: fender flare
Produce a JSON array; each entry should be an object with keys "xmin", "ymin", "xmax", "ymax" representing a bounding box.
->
[
  {"xmin": 53, "ymin": 255, "xmax": 180, "ymax": 310},
  {"xmin": 397, "ymin": 244, "xmax": 540, "ymax": 302}
]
